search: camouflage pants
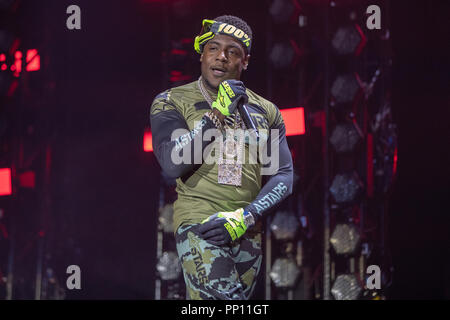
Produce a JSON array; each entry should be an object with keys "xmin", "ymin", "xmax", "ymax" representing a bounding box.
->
[{"xmin": 175, "ymin": 224, "xmax": 262, "ymax": 300}]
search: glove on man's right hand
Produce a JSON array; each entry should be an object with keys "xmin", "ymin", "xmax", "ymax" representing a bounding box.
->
[{"xmin": 212, "ymin": 80, "xmax": 248, "ymax": 117}]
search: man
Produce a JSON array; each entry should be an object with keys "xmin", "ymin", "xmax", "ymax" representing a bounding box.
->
[{"xmin": 150, "ymin": 15, "xmax": 293, "ymax": 300}]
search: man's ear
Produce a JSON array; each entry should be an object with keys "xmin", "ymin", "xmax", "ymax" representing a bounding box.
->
[{"xmin": 200, "ymin": 53, "xmax": 203, "ymax": 62}]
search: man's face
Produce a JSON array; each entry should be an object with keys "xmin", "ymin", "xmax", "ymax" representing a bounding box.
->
[{"xmin": 200, "ymin": 34, "xmax": 250, "ymax": 91}]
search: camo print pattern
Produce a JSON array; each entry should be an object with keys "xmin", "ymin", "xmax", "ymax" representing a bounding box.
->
[{"xmin": 175, "ymin": 224, "xmax": 262, "ymax": 300}]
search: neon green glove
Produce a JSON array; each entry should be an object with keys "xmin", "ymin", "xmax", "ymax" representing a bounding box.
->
[
  {"xmin": 198, "ymin": 208, "xmax": 255, "ymax": 245},
  {"xmin": 212, "ymin": 80, "xmax": 248, "ymax": 117}
]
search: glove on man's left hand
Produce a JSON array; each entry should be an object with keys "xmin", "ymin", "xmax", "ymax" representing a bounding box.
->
[{"xmin": 198, "ymin": 208, "xmax": 253, "ymax": 246}]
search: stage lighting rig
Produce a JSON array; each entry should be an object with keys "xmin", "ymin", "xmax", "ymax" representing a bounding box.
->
[
  {"xmin": 270, "ymin": 210, "xmax": 300, "ymax": 241},
  {"xmin": 0, "ymin": 168, "xmax": 11, "ymax": 196},
  {"xmin": 330, "ymin": 73, "xmax": 362, "ymax": 105},
  {"xmin": 330, "ymin": 223, "xmax": 361, "ymax": 255},
  {"xmin": 331, "ymin": 274, "xmax": 362, "ymax": 300},
  {"xmin": 331, "ymin": 25, "xmax": 366, "ymax": 56},
  {"xmin": 329, "ymin": 122, "xmax": 362, "ymax": 154},
  {"xmin": 270, "ymin": 257, "xmax": 301, "ymax": 289},
  {"xmin": 158, "ymin": 203, "xmax": 174, "ymax": 234},
  {"xmin": 156, "ymin": 251, "xmax": 182, "ymax": 281},
  {"xmin": 269, "ymin": 0, "xmax": 301, "ymax": 24},
  {"xmin": 329, "ymin": 172, "xmax": 363, "ymax": 205},
  {"xmin": 269, "ymin": 40, "xmax": 302, "ymax": 70}
]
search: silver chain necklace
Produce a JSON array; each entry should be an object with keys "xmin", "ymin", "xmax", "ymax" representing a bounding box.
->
[
  {"xmin": 197, "ymin": 76, "xmax": 243, "ymax": 129},
  {"xmin": 197, "ymin": 76, "xmax": 214, "ymax": 106},
  {"xmin": 197, "ymin": 76, "xmax": 244, "ymax": 187}
]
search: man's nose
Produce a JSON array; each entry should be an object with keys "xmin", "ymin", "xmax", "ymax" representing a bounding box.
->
[{"xmin": 216, "ymin": 49, "xmax": 228, "ymax": 62}]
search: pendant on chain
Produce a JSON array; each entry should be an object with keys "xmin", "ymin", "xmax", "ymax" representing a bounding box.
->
[{"xmin": 198, "ymin": 76, "xmax": 244, "ymax": 187}]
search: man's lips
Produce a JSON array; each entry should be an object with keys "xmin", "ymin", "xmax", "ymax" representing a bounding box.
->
[{"xmin": 211, "ymin": 67, "xmax": 227, "ymax": 77}]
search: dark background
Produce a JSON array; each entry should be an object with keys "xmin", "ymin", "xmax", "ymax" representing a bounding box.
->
[
  {"xmin": 388, "ymin": 0, "xmax": 450, "ymax": 299},
  {"xmin": 1, "ymin": 0, "xmax": 449, "ymax": 299}
]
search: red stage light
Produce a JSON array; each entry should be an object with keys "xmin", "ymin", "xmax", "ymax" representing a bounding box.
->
[
  {"xmin": 26, "ymin": 49, "xmax": 40, "ymax": 71},
  {"xmin": 0, "ymin": 168, "xmax": 12, "ymax": 196},
  {"xmin": 143, "ymin": 129, "xmax": 153, "ymax": 152},
  {"xmin": 393, "ymin": 147, "xmax": 398, "ymax": 175},
  {"xmin": 12, "ymin": 50, "xmax": 22, "ymax": 77},
  {"xmin": 281, "ymin": 107, "xmax": 305, "ymax": 136},
  {"xmin": 170, "ymin": 70, "xmax": 191, "ymax": 82},
  {"xmin": 170, "ymin": 49, "xmax": 187, "ymax": 56},
  {"xmin": 354, "ymin": 24, "xmax": 367, "ymax": 57},
  {"xmin": 18, "ymin": 171, "xmax": 35, "ymax": 189},
  {"xmin": 0, "ymin": 53, "xmax": 5, "ymax": 71},
  {"xmin": 0, "ymin": 49, "xmax": 40, "ymax": 75}
]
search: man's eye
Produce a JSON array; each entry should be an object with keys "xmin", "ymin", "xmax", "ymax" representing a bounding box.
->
[{"xmin": 209, "ymin": 46, "xmax": 217, "ymax": 51}]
